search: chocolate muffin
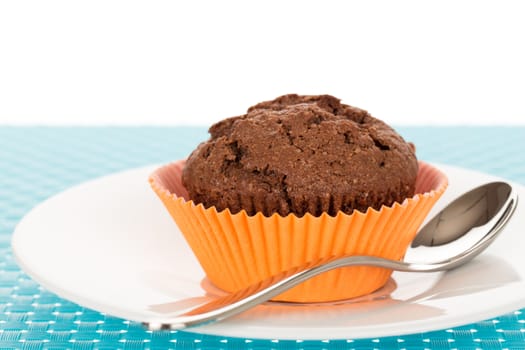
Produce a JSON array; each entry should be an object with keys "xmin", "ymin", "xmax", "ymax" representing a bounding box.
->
[{"xmin": 182, "ymin": 94, "xmax": 418, "ymax": 217}]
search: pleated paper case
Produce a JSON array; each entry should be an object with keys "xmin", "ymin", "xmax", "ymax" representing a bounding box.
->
[{"xmin": 150, "ymin": 160, "xmax": 447, "ymax": 302}]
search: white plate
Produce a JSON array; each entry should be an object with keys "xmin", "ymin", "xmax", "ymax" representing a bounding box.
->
[{"xmin": 11, "ymin": 163, "xmax": 525, "ymax": 340}]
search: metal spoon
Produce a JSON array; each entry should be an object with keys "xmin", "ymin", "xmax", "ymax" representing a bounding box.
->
[{"xmin": 146, "ymin": 181, "xmax": 518, "ymax": 330}]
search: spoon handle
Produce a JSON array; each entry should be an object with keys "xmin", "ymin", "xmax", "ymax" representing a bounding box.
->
[{"xmin": 144, "ymin": 255, "xmax": 450, "ymax": 331}]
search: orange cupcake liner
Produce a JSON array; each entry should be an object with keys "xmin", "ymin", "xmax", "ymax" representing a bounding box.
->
[{"xmin": 149, "ymin": 160, "xmax": 448, "ymax": 303}]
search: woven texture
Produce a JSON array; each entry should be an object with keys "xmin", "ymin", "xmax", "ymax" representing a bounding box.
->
[{"xmin": 0, "ymin": 126, "xmax": 524, "ymax": 349}]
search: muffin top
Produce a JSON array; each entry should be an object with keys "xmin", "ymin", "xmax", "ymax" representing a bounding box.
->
[{"xmin": 182, "ymin": 94, "xmax": 418, "ymax": 217}]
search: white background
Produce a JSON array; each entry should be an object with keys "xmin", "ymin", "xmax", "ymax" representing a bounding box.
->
[{"xmin": 0, "ymin": 1, "xmax": 524, "ymax": 126}]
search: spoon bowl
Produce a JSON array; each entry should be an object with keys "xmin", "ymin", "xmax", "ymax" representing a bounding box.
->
[
  {"xmin": 146, "ymin": 181, "xmax": 518, "ymax": 330},
  {"xmin": 407, "ymin": 181, "xmax": 517, "ymax": 269}
]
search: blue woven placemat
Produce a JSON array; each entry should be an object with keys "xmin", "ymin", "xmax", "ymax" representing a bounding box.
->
[{"xmin": 1, "ymin": 126, "xmax": 524, "ymax": 349}]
